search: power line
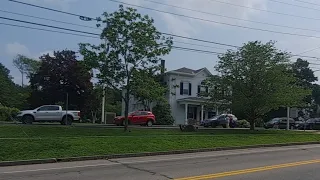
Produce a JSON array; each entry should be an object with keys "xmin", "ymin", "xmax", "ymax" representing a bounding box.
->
[
  {"xmin": 2, "ymin": 16, "xmax": 320, "ymax": 60},
  {"xmin": 0, "ymin": 20, "xmax": 226, "ymax": 55},
  {"xmin": 173, "ymin": 41, "xmax": 231, "ymax": 50},
  {"xmin": 3, "ymin": 2, "xmax": 320, "ymax": 59},
  {"xmin": 208, "ymin": 0, "xmax": 320, "ymax": 21},
  {"xmin": 0, "ymin": 15, "xmax": 239, "ymax": 48},
  {"xmin": 295, "ymin": 46, "xmax": 320, "ymax": 56},
  {"xmin": 0, "ymin": 22, "xmax": 99, "ymax": 38},
  {"xmin": 268, "ymin": 0, "xmax": 320, "ymax": 12},
  {"xmin": 0, "ymin": 9, "xmax": 99, "ymax": 30},
  {"xmin": 0, "ymin": 16, "xmax": 100, "ymax": 36},
  {"xmin": 294, "ymin": 0, "xmax": 320, "ymax": 7},
  {"xmin": 171, "ymin": 46, "xmax": 224, "ymax": 55},
  {"xmin": 8, "ymin": 0, "xmax": 97, "ymax": 21},
  {"xmin": 108, "ymin": 0, "xmax": 320, "ymax": 39},
  {"xmin": 6, "ymin": 0, "xmax": 240, "ymax": 48},
  {"xmin": 140, "ymin": 0, "xmax": 320, "ymax": 33}
]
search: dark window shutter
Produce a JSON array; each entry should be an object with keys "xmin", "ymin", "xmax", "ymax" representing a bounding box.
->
[
  {"xmin": 206, "ymin": 87, "xmax": 209, "ymax": 93},
  {"xmin": 197, "ymin": 85, "xmax": 200, "ymax": 94},
  {"xmin": 180, "ymin": 82, "xmax": 183, "ymax": 95},
  {"xmin": 189, "ymin": 83, "xmax": 192, "ymax": 95}
]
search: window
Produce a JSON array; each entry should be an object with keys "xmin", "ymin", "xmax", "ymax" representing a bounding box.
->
[
  {"xmin": 38, "ymin": 106, "xmax": 59, "ymax": 111},
  {"xmin": 180, "ymin": 82, "xmax": 191, "ymax": 95},
  {"xmin": 47, "ymin": 106, "xmax": 60, "ymax": 111},
  {"xmin": 198, "ymin": 80, "xmax": 209, "ymax": 96},
  {"xmin": 38, "ymin": 106, "xmax": 49, "ymax": 111},
  {"xmin": 140, "ymin": 112, "xmax": 148, "ymax": 115}
]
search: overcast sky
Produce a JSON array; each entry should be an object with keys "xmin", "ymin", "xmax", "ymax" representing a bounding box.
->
[{"xmin": 2, "ymin": 0, "xmax": 320, "ymax": 84}]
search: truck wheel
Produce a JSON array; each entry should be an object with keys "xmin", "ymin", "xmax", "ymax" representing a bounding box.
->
[
  {"xmin": 62, "ymin": 116, "xmax": 73, "ymax": 125},
  {"xmin": 146, "ymin": 120, "xmax": 153, "ymax": 127},
  {"xmin": 22, "ymin": 115, "xmax": 34, "ymax": 124}
]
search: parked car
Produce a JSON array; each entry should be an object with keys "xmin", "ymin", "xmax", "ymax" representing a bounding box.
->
[
  {"xmin": 297, "ymin": 118, "xmax": 320, "ymax": 130},
  {"xmin": 16, "ymin": 105, "xmax": 80, "ymax": 125},
  {"xmin": 201, "ymin": 114, "xmax": 237, "ymax": 128},
  {"xmin": 114, "ymin": 111, "xmax": 156, "ymax": 127},
  {"xmin": 264, "ymin": 117, "xmax": 295, "ymax": 129}
]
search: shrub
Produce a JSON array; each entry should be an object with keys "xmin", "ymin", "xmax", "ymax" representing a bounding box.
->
[
  {"xmin": 236, "ymin": 119, "xmax": 250, "ymax": 128},
  {"xmin": 152, "ymin": 102, "xmax": 174, "ymax": 125},
  {"xmin": 0, "ymin": 106, "xmax": 20, "ymax": 121}
]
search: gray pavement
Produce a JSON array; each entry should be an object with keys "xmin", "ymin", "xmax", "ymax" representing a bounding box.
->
[{"xmin": 1, "ymin": 144, "xmax": 320, "ymax": 180}]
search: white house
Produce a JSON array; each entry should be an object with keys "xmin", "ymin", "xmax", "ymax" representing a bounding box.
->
[{"xmin": 122, "ymin": 65, "xmax": 223, "ymax": 125}]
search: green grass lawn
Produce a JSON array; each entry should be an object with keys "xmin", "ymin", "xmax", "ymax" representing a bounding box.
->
[{"xmin": 0, "ymin": 124, "xmax": 320, "ymax": 161}]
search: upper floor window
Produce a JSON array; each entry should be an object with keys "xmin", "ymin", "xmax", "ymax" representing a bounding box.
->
[
  {"xmin": 180, "ymin": 81, "xmax": 191, "ymax": 95},
  {"xmin": 198, "ymin": 80, "xmax": 209, "ymax": 96}
]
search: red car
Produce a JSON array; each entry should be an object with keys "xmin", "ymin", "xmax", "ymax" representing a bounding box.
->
[{"xmin": 114, "ymin": 111, "xmax": 156, "ymax": 127}]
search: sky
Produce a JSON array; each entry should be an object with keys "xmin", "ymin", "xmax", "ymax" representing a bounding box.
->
[{"xmin": 2, "ymin": 0, "xmax": 320, "ymax": 85}]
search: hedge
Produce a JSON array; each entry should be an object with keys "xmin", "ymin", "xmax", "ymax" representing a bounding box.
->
[{"xmin": 0, "ymin": 106, "xmax": 20, "ymax": 121}]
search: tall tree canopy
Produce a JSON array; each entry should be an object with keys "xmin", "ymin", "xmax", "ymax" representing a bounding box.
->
[
  {"xmin": 13, "ymin": 54, "xmax": 40, "ymax": 86},
  {"xmin": 0, "ymin": 63, "xmax": 27, "ymax": 108},
  {"xmin": 204, "ymin": 41, "xmax": 310, "ymax": 130},
  {"xmin": 29, "ymin": 50, "xmax": 93, "ymax": 113},
  {"xmin": 130, "ymin": 69, "xmax": 167, "ymax": 110},
  {"xmin": 80, "ymin": 5, "xmax": 172, "ymax": 131},
  {"xmin": 292, "ymin": 58, "xmax": 317, "ymax": 88}
]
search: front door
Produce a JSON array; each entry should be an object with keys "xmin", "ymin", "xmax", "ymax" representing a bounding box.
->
[
  {"xmin": 34, "ymin": 106, "xmax": 50, "ymax": 121},
  {"xmin": 131, "ymin": 112, "xmax": 141, "ymax": 124}
]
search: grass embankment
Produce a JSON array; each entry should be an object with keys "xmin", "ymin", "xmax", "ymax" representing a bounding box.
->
[{"xmin": 0, "ymin": 124, "xmax": 319, "ymax": 161}]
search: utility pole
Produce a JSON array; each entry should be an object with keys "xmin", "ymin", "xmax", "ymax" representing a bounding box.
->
[
  {"xmin": 287, "ymin": 106, "xmax": 290, "ymax": 130},
  {"xmin": 101, "ymin": 86, "xmax": 105, "ymax": 124}
]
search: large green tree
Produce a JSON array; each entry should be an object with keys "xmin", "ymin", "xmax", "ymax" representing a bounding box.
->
[
  {"xmin": 13, "ymin": 54, "xmax": 40, "ymax": 86},
  {"xmin": 204, "ymin": 41, "xmax": 310, "ymax": 130},
  {"xmin": 292, "ymin": 58, "xmax": 317, "ymax": 89},
  {"xmin": 0, "ymin": 63, "xmax": 28, "ymax": 109},
  {"xmin": 29, "ymin": 50, "xmax": 93, "ymax": 113},
  {"xmin": 80, "ymin": 5, "xmax": 172, "ymax": 131},
  {"xmin": 130, "ymin": 69, "xmax": 167, "ymax": 110}
]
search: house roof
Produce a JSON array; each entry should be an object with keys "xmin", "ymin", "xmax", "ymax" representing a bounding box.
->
[{"xmin": 167, "ymin": 67, "xmax": 212, "ymax": 76}]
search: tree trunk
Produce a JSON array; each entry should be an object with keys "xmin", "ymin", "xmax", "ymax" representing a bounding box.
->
[
  {"xmin": 249, "ymin": 118, "xmax": 255, "ymax": 130},
  {"xmin": 21, "ymin": 72, "xmax": 24, "ymax": 87},
  {"xmin": 124, "ymin": 91, "xmax": 130, "ymax": 132}
]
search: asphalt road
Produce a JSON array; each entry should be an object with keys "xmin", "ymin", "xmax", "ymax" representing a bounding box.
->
[{"xmin": 1, "ymin": 144, "xmax": 320, "ymax": 180}]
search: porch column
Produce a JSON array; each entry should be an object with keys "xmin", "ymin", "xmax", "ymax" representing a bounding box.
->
[
  {"xmin": 185, "ymin": 103, "xmax": 188, "ymax": 125},
  {"xmin": 201, "ymin": 105, "xmax": 204, "ymax": 122}
]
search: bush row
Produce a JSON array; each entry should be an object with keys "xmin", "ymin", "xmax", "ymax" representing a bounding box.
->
[{"xmin": 0, "ymin": 106, "xmax": 20, "ymax": 121}]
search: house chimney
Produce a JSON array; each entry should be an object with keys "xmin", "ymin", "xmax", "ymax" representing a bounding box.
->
[{"xmin": 161, "ymin": 60, "xmax": 165, "ymax": 74}]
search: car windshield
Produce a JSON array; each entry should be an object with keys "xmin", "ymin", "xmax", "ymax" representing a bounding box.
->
[
  {"xmin": 209, "ymin": 116, "xmax": 219, "ymax": 120},
  {"xmin": 129, "ymin": 112, "xmax": 136, "ymax": 115},
  {"xmin": 270, "ymin": 118, "xmax": 280, "ymax": 123},
  {"xmin": 307, "ymin": 119, "xmax": 316, "ymax": 123}
]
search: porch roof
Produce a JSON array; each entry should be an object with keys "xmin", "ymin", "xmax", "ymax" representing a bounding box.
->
[
  {"xmin": 177, "ymin": 97, "xmax": 230, "ymax": 106},
  {"xmin": 177, "ymin": 97, "xmax": 208, "ymax": 105}
]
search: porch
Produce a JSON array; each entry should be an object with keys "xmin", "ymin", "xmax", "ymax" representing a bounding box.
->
[{"xmin": 177, "ymin": 97, "xmax": 219, "ymax": 125}]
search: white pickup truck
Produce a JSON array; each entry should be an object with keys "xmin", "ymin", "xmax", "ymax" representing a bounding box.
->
[{"xmin": 17, "ymin": 105, "xmax": 80, "ymax": 125}]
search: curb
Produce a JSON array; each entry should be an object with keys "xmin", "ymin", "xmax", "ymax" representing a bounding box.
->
[{"xmin": 1, "ymin": 141, "xmax": 320, "ymax": 167}]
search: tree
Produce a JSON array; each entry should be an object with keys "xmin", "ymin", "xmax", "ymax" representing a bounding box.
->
[
  {"xmin": 29, "ymin": 50, "xmax": 93, "ymax": 113},
  {"xmin": 130, "ymin": 69, "xmax": 167, "ymax": 110},
  {"xmin": 80, "ymin": 5, "xmax": 172, "ymax": 131},
  {"xmin": 0, "ymin": 63, "xmax": 28, "ymax": 109},
  {"xmin": 292, "ymin": 58, "xmax": 317, "ymax": 88},
  {"xmin": 152, "ymin": 102, "xmax": 174, "ymax": 125},
  {"xmin": 204, "ymin": 41, "xmax": 310, "ymax": 130},
  {"xmin": 13, "ymin": 54, "xmax": 40, "ymax": 86}
]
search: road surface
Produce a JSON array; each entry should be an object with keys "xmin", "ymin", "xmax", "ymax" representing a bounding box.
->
[{"xmin": 1, "ymin": 144, "xmax": 320, "ymax": 180}]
